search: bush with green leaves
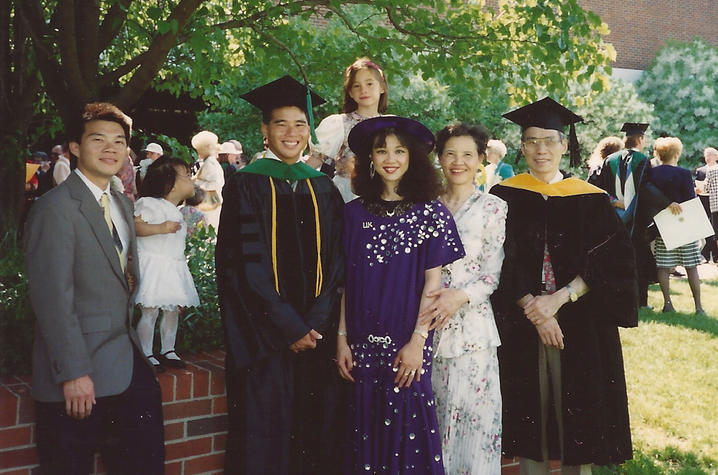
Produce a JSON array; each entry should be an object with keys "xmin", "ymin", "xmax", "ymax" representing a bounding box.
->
[
  {"xmin": 177, "ymin": 225, "xmax": 223, "ymax": 354},
  {"xmin": 0, "ymin": 234, "xmax": 34, "ymax": 377},
  {"xmin": 637, "ymin": 39, "xmax": 718, "ymax": 165}
]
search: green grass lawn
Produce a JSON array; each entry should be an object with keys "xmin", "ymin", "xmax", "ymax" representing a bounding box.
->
[{"xmin": 596, "ymin": 277, "xmax": 718, "ymax": 474}]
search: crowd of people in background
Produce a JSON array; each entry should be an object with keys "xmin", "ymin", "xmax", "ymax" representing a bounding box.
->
[{"xmin": 21, "ymin": 55, "xmax": 716, "ymax": 475}]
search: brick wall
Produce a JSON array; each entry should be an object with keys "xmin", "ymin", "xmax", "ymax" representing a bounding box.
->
[
  {"xmin": 579, "ymin": 0, "xmax": 718, "ymax": 70},
  {"xmin": 0, "ymin": 351, "xmax": 228, "ymax": 475},
  {"xmin": 1, "ymin": 350, "xmax": 566, "ymax": 474}
]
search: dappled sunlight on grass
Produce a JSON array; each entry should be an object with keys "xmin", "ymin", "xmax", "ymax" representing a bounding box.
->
[{"xmin": 614, "ymin": 279, "xmax": 718, "ymax": 473}]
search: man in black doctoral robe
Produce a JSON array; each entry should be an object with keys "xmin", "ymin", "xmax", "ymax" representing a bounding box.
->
[
  {"xmin": 589, "ymin": 122, "xmax": 670, "ymax": 308},
  {"xmin": 490, "ymin": 98, "xmax": 638, "ymax": 473},
  {"xmin": 215, "ymin": 76, "xmax": 345, "ymax": 474}
]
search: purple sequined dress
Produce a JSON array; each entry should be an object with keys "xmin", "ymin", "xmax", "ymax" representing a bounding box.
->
[{"xmin": 343, "ymin": 199, "xmax": 465, "ymax": 474}]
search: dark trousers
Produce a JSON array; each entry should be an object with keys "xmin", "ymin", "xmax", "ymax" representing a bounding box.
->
[
  {"xmin": 708, "ymin": 212, "xmax": 718, "ymax": 262},
  {"xmin": 35, "ymin": 350, "xmax": 165, "ymax": 475},
  {"xmin": 224, "ymin": 342, "xmax": 346, "ymax": 475}
]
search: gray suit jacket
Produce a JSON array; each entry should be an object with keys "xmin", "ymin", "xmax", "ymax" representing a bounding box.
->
[{"xmin": 24, "ymin": 172, "xmax": 143, "ymax": 402}]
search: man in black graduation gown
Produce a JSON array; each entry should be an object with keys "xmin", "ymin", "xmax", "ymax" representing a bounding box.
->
[
  {"xmin": 490, "ymin": 98, "xmax": 638, "ymax": 473},
  {"xmin": 590, "ymin": 122, "xmax": 670, "ymax": 308},
  {"xmin": 215, "ymin": 76, "xmax": 345, "ymax": 474}
]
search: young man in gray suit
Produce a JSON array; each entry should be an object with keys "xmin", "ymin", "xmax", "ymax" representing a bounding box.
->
[{"xmin": 24, "ymin": 103, "xmax": 165, "ymax": 474}]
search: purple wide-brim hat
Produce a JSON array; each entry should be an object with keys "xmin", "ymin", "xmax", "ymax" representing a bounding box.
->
[{"xmin": 347, "ymin": 116, "xmax": 435, "ymax": 156}]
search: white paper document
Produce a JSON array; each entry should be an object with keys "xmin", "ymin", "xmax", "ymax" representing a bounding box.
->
[{"xmin": 653, "ymin": 197, "xmax": 715, "ymax": 250}]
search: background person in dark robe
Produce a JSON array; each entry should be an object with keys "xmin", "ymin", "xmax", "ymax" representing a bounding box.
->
[
  {"xmin": 590, "ymin": 122, "xmax": 670, "ymax": 308},
  {"xmin": 490, "ymin": 98, "xmax": 638, "ymax": 474},
  {"xmin": 215, "ymin": 76, "xmax": 346, "ymax": 474}
]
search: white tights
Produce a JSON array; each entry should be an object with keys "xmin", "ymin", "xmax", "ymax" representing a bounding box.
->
[{"xmin": 137, "ymin": 306, "xmax": 180, "ymax": 360}]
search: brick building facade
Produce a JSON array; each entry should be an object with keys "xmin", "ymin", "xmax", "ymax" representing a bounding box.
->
[{"xmin": 579, "ymin": 0, "xmax": 718, "ymax": 72}]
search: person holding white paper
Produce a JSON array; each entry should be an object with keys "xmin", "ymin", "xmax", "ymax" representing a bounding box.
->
[{"xmin": 651, "ymin": 137, "xmax": 705, "ymax": 315}]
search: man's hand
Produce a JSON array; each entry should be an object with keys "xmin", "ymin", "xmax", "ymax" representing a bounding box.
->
[
  {"xmin": 289, "ymin": 329, "xmax": 322, "ymax": 353},
  {"xmin": 524, "ymin": 292, "xmax": 567, "ymax": 327},
  {"xmin": 612, "ymin": 199, "xmax": 626, "ymax": 210},
  {"xmin": 63, "ymin": 375, "xmax": 96, "ymax": 420},
  {"xmin": 667, "ymin": 202, "xmax": 682, "ymax": 215},
  {"xmin": 536, "ymin": 318, "xmax": 564, "ymax": 349},
  {"xmin": 417, "ymin": 288, "xmax": 468, "ymax": 330}
]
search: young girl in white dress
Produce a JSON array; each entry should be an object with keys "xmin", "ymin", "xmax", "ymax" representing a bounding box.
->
[
  {"xmin": 134, "ymin": 157, "xmax": 200, "ymax": 371},
  {"xmin": 308, "ymin": 57, "xmax": 389, "ymax": 196}
]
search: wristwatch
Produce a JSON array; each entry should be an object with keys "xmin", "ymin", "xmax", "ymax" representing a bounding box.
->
[{"xmin": 565, "ymin": 283, "xmax": 578, "ymax": 302}]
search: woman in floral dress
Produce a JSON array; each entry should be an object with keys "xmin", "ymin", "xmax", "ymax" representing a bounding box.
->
[
  {"xmin": 419, "ymin": 123, "xmax": 507, "ymax": 474},
  {"xmin": 337, "ymin": 116, "xmax": 465, "ymax": 474}
]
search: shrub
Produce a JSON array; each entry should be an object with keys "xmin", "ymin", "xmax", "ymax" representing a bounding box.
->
[
  {"xmin": 0, "ymin": 234, "xmax": 34, "ymax": 377},
  {"xmin": 637, "ymin": 39, "xmax": 718, "ymax": 165}
]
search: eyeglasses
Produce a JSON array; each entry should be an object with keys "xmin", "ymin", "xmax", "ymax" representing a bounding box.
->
[{"xmin": 522, "ymin": 137, "xmax": 562, "ymax": 148}]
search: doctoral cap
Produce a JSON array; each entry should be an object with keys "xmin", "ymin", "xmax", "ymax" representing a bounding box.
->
[
  {"xmin": 240, "ymin": 75, "xmax": 326, "ymax": 143},
  {"xmin": 347, "ymin": 116, "xmax": 435, "ymax": 157},
  {"xmin": 621, "ymin": 122, "xmax": 649, "ymax": 136},
  {"xmin": 502, "ymin": 97, "xmax": 584, "ymax": 167}
]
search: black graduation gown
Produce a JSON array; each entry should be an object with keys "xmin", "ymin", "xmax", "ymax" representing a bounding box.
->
[
  {"xmin": 216, "ymin": 168, "xmax": 345, "ymax": 474},
  {"xmin": 490, "ymin": 174, "xmax": 637, "ymax": 466},
  {"xmin": 592, "ymin": 150, "xmax": 671, "ymax": 298}
]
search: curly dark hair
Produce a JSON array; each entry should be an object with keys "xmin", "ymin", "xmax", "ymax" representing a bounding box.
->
[
  {"xmin": 435, "ymin": 123, "xmax": 490, "ymax": 157},
  {"xmin": 353, "ymin": 128, "xmax": 441, "ymax": 202},
  {"xmin": 69, "ymin": 102, "xmax": 132, "ymax": 144},
  {"xmin": 141, "ymin": 156, "xmax": 191, "ymax": 199}
]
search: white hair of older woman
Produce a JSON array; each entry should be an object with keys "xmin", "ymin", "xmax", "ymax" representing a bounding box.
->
[
  {"xmin": 191, "ymin": 130, "xmax": 219, "ymax": 157},
  {"xmin": 486, "ymin": 139, "xmax": 507, "ymax": 164}
]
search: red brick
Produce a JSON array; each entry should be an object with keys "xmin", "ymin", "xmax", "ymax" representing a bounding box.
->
[
  {"xmin": 164, "ymin": 421, "xmax": 185, "ymax": 441},
  {"xmin": 501, "ymin": 464, "xmax": 521, "ymax": 474},
  {"xmin": 164, "ymin": 461, "xmax": 183, "ymax": 475},
  {"xmin": 0, "ymin": 446, "xmax": 39, "ymax": 468},
  {"xmin": 0, "ymin": 375, "xmax": 23, "ymax": 385},
  {"xmin": 165, "ymin": 437, "xmax": 212, "ymax": 461},
  {"xmin": 184, "ymin": 453, "xmax": 224, "ymax": 473},
  {"xmin": 174, "ymin": 370, "xmax": 193, "ymax": 400},
  {"xmin": 162, "ymin": 399, "xmax": 212, "ymax": 421},
  {"xmin": 213, "ymin": 433, "xmax": 226, "ymax": 451},
  {"xmin": 209, "ymin": 366, "xmax": 225, "ymax": 396},
  {"xmin": 0, "ymin": 387, "xmax": 18, "ymax": 427},
  {"xmin": 190, "ymin": 365, "xmax": 210, "ymax": 398},
  {"xmin": 549, "ymin": 460, "xmax": 561, "ymax": 469},
  {"xmin": 212, "ymin": 396, "xmax": 227, "ymax": 415},
  {"xmin": 158, "ymin": 372, "xmax": 175, "ymax": 402},
  {"xmin": 95, "ymin": 452, "xmax": 105, "ymax": 473},
  {"xmin": 0, "ymin": 425, "xmax": 32, "ymax": 449},
  {"xmin": 0, "ymin": 469, "xmax": 33, "ymax": 475},
  {"xmin": 15, "ymin": 386, "xmax": 35, "ymax": 425},
  {"xmin": 501, "ymin": 456, "xmax": 517, "ymax": 465}
]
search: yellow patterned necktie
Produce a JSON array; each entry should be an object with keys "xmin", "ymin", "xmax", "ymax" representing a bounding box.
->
[{"xmin": 100, "ymin": 193, "xmax": 126, "ymax": 272}]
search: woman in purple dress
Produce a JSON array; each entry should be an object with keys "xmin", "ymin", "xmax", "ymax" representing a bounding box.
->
[{"xmin": 336, "ymin": 116, "xmax": 465, "ymax": 474}]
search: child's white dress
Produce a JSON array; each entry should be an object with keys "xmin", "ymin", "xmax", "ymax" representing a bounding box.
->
[{"xmin": 134, "ymin": 197, "xmax": 200, "ymax": 309}]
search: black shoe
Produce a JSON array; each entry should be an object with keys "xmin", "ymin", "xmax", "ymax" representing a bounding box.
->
[
  {"xmin": 670, "ymin": 270, "xmax": 685, "ymax": 277},
  {"xmin": 147, "ymin": 355, "xmax": 166, "ymax": 373},
  {"xmin": 158, "ymin": 350, "xmax": 187, "ymax": 369}
]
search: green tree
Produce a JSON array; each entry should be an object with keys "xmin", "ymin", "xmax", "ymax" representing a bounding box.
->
[
  {"xmin": 2, "ymin": 0, "xmax": 615, "ymax": 237},
  {"xmin": 637, "ymin": 38, "xmax": 718, "ymax": 164}
]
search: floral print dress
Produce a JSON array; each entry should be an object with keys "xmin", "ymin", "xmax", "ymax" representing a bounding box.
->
[{"xmin": 433, "ymin": 188, "xmax": 507, "ymax": 475}]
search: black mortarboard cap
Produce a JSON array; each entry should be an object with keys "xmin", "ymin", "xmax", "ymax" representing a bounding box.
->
[
  {"xmin": 240, "ymin": 75, "xmax": 326, "ymax": 143},
  {"xmin": 621, "ymin": 122, "xmax": 649, "ymax": 136},
  {"xmin": 503, "ymin": 97, "xmax": 584, "ymax": 166}
]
